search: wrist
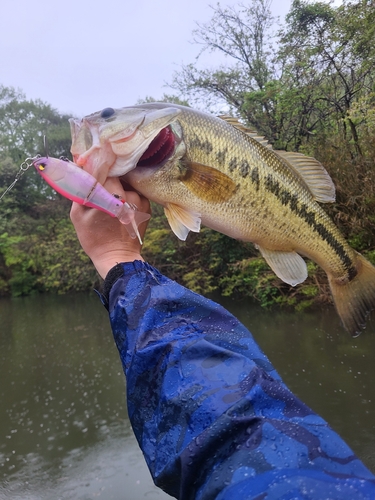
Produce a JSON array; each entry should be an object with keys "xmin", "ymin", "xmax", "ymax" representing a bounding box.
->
[{"xmin": 92, "ymin": 252, "xmax": 144, "ymax": 279}]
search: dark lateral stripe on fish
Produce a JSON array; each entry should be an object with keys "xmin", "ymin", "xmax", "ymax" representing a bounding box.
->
[
  {"xmin": 229, "ymin": 157, "xmax": 237, "ymax": 172},
  {"xmin": 264, "ymin": 174, "xmax": 357, "ymax": 280},
  {"xmin": 216, "ymin": 149, "xmax": 227, "ymax": 165},
  {"xmin": 190, "ymin": 136, "xmax": 213, "ymax": 155},
  {"xmin": 229, "ymin": 157, "xmax": 260, "ymax": 191},
  {"xmin": 251, "ymin": 167, "xmax": 260, "ymax": 191},
  {"xmin": 189, "ymin": 130, "xmax": 355, "ymax": 279},
  {"xmin": 240, "ymin": 160, "xmax": 250, "ymax": 177},
  {"xmin": 224, "ymin": 156, "xmax": 260, "ymax": 190}
]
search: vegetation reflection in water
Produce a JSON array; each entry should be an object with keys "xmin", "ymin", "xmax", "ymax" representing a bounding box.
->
[
  {"xmin": 0, "ymin": 292, "xmax": 374, "ymax": 499},
  {"xmin": 0, "ymin": 292, "xmax": 173, "ymax": 500}
]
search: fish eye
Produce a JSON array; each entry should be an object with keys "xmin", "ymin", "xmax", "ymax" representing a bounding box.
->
[{"xmin": 100, "ymin": 107, "xmax": 115, "ymax": 119}]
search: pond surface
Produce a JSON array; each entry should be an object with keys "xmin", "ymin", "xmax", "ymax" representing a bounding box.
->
[{"xmin": 0, "ymin": 291, "xmax": 374, "ymax": 499}]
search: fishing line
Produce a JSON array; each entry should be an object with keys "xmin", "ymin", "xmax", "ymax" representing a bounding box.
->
[
  {"xmin": 0, "ymin": 136, "xmax": 49, "ymax": 201},
  {"xmin": 0, "ymin": 155, "xmax": 40, "ymax": 202}
]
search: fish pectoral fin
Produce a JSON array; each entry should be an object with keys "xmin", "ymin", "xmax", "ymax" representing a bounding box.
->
[
  {"xmin": 164, "ymin": 203, "xmax": 201, "ymax": 241},
  {"xmin": 257, "ymin": 246, "xmax": 308, "ymax": 286},
  {"xmin": 180, "ymin": 161, "xmax": 237, "ymax": 203},
  {"xmin": 274, "ymin": 151, "xmax": 336, "ymax": 203}
]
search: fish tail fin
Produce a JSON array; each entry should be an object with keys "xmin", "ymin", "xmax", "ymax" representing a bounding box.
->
[
  {"xmin": 117, "ymin": 204, "xmax": 151, "ymax": 245},
  {"xmin": 329, "ymin": 253, "xmax": 375, "ymax": 337}
]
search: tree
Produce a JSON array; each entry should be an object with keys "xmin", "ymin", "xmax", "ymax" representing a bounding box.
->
[
  {"xmin": 137, "ymin": 94, "xmax": 190, "ymax": 106},
  {"xmin": 0, "ymin": 85, "xmax": 72, "ymax": 163},
  {"xmin": 170, "ymin": 0, "xmax": 280, "ymax": 140},
  {"xmin": 0, "ymin": 85, "xmax": 73, "ymax": 212},
  {"xmin": 278, "ymin": 0, "xmax": 375, "ymax": 155}
]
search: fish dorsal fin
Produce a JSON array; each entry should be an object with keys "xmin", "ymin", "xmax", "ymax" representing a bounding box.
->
[
  {"xmin": 218, "ymin": 115, "xmax": 258, "ymax": 135},
  {"xmin": 218, "ymin": 115, "xmax": 273, "ymax": 150},
  {"xmin": 274, "ymin": 151, "xmax": 336, "ymax": 203},
  {"xmin": 219, "ymin": 115, "xmax": 335, "ymax": 203},
  {"xmin": 180, "ymin": 161, "xmax": 237, "ymax": 203},
  {"xmin": 256, "ymin": 246, "xmax": 308, "ymax": 286},
  {"xmin": 164, "ymin": 203, "xmax": 201, "ymax": 241}
]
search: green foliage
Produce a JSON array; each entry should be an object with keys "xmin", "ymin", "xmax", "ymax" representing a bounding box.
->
[
  {"xmin": 219, "ymin": 257, "xmax": 281, "ymax": 307},
  {"xmin": 0, "ymin": 233, "xmax": 39, "ymax": 296},
  {"xmin": 138, "ymin": 94, "xmax": 190, "ymax": 106},
  {"xmin": 142, "ymin": 203, "xmax": 255, "ymax": 296},
  {"xmin": 0, "ymin": 87, "xmax": 96, "ymax": 297},
  {"xmin": 278, "ymin": 0, "xmax": 375, "ymax": 155},
  {"xmin": 0, "ymin": 85, "xmax": 72, "ymax": 163},
  {"xmin": 34, "ymin": 218, "xmax": 98, "ymax": 293},
  {"xmin": 1, "ymin": 0, "xmax": 375, "ymax": 312},
  {"xmin": 170, "ymin": 0, "xmax": 279, "ymax": 130},
  {"xmin": 0, "ymin": 214, "xmax": 98, "ymax": 298},
  {"xmin": 365, "ymin": 250, "xmax": 375, "ymax": 267}
]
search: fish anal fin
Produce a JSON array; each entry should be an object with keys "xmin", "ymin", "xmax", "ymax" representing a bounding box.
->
[
  {"xmin": 180, "ymin": 161, "xmax": 237, "ymax": 203},
  {"xmin": 257, "ymin": 246, "xmax": 308, "ymax": 286},
  {"xmin": 275, "ymin": 151, "xmax": 336, "ymax": 203},
  {"xmin": 164, "ymin": 203, "xmax": 201, "ymax": 241}
]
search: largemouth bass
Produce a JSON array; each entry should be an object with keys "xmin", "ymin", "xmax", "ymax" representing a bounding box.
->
[{"xmin": 70, "ymin": 103, "xmax": 375, "ymax": 337}]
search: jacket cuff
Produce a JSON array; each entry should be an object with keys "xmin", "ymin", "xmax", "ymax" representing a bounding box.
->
[{"xmin": 97, "ymin": 261, "xmax": 146, "ymax": 309}]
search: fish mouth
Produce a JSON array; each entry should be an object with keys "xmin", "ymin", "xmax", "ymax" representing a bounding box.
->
[{"xmin": 137, "ymin": 126, "xmax": 175, "ymax": 167}]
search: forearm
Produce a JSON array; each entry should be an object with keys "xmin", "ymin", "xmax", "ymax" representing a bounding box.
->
[{"xmin": 100, "ymin": 261, "xmax": 375, "ymax": 500}]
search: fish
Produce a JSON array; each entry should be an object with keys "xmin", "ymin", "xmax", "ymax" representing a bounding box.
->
[
  {"xmin": 33, "ymin": 156, "xmax": 150, "ymax": 244},
  {"xmin": 69, "ymin": 103, "xmax": 375, "ymax": 337}
]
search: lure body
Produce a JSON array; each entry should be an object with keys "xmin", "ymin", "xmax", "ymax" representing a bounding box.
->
[{"xmin": 33, "ymin": 156, "xmax": 150, "ymax": 242}]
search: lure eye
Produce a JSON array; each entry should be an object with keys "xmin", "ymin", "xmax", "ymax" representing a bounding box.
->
[
  {"xmin": 101, "ymin": 107, "xmax": 115, "ymax": 119},
  {"xmin": 38, "ymin": 164, "xmax": 46, "ymax": 171}
]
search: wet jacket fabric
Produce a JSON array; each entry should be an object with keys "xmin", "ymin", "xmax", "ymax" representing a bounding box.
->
[{"xmin": 99, "ymin": 261, "xmax": 375, "ymax": 500}]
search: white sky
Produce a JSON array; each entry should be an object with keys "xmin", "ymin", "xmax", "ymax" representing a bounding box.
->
[{"xmin": 1, "ymin": 0, "xmax": 293, "ymax": 117}]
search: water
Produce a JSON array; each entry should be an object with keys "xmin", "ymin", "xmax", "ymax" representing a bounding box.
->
[
  {"xmin": 219, "ymin": 297, "xmax": 375, "ymax": 471},
  {"xmin": 0, "ymin": 293, "xmax": 172, "ymax": 500},
  {"xmin": 0, "ymin": 292, "xmax": 374, "ymax": 499}
]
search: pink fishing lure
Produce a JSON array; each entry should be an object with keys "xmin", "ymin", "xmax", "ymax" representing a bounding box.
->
[{"xmin": 33, "ymin": 156, "xmax": 150, "ymax": 243}]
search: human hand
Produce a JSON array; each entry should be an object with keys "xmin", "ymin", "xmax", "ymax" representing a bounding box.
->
[{"xmin": 70, "ymin": 177, "xmax": 151, "ymax": 279}]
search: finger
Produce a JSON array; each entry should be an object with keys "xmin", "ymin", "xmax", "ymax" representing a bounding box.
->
[{"xmin": 102, "ymin": 177, "xmax": 126, "ymax": 199}]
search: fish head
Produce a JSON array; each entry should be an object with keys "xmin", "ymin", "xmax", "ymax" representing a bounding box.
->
[{"xmin": 69, "ymin": 104, "xmax": 182, "ymax": 185}]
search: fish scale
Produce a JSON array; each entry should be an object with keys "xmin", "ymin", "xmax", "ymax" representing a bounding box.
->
[
  {"xmin": 69, "ymin": 102, "xmax": 375, "ymax": 336},
  {"xmin": 172, "ymin": 107, "xmax": 354, "ymax": 275}
]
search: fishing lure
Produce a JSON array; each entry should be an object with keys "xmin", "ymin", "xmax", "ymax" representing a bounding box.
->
[{"xmin": 33, "ymin": 156, "xmax": 150, "ymax": 244}]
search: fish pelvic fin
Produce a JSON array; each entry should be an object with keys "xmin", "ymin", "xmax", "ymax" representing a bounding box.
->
[
  {"xmin": 164, "ymin": 203, "xmax": 201, "ymax": 241},
  {"xmin": 328, "ymin": 253, "xmax": 375, "ymax": 337},
  {"xmin": 257, "ymin": 246, "xmax": 308, "ymax": 287}
]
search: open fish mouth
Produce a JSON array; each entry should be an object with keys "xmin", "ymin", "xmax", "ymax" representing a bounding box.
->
[
  {"xmin": 137, "ymin": 126, "xmax": 176, "ymax": 167},
  {"xmin": 69, "ymin": 105, "xmax": 182, "ymax": 180}
]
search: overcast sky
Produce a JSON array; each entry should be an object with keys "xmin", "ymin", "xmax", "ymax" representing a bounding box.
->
[{"xmin": 2, "ymin": 1, "xmax": 293, "ymax": 118}]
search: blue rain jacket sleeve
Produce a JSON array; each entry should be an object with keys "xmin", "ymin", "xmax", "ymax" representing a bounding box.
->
[{"xmin": 99, "ymin": 261, "xmax": 375, "ymax": 500}]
